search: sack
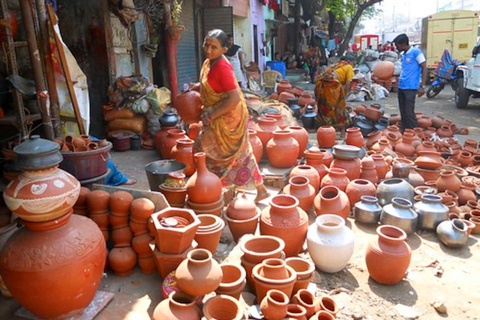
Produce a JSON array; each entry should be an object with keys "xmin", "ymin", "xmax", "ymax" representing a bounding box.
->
[
  {"xmin": 104, "ymin": 107, "xmax": 136, "ymax": 122},
  {"xmin": 107, "ymin": 114, "xmax": 147, "ymax": 133}
]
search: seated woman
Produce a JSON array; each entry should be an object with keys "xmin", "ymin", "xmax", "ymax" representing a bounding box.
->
[
  {"xmin": 314, "ymin": 53, "xmax": 356, "ymax": 128},
  {"xmin": 192, "ymin": 29, "xmax": 269, "ymax": 203}
]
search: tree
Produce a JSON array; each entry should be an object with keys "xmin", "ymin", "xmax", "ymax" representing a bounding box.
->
[{"xmin": 326, "ymin": 0, "xmax": 383, "ymax": 55}]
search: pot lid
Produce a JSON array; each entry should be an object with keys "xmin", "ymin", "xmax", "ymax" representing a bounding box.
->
[
  {"xmin": 227, "ymin": 192, "xmax": 257, "ymax": 219},
  {"xmin": 14, "ymin": 135, "xmax": 63, "ymax": 170}
]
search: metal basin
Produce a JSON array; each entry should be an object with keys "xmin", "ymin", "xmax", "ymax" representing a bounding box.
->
[{"xmin": 145, "ymin": 160, "xmax": 186, "ymax": 191}]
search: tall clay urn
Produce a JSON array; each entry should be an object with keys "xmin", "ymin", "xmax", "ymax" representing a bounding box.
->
[
  {"xmin": 365, "ymin": 225, "xmax": 411, "ymax": 285},
  {"xmin": 186, "ymin": 152, "xmax": 223, "ymax": 204},
  {"xmin": 0, "ymin": 136, "xmax": 106, "ymax": 319},
  {"xmin": 260, "ymin": 194, "xmax": 309, "ymax": 257}
]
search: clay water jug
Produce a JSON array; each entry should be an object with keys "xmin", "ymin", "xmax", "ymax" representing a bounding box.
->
[
  {"xmin": 174, "ymin": 90, "xmax": 203, "ymax": 124},
  {"xmin": 288, "ymin": 126, "xmax": 309, "ymax": 159},
  {"xmin": 314, "ymin": 186, "xmax": 350, "ymax": 219},
  {"xmin": 267, "ymin": 130, "xmax": 299, "ymax": 168},
  {"xmin": 154, "ymin": 126, "xmax": 176, "ymax": 156},
  {"xmin": 395, "ymin": 133, "xmax": 416, "ymax": 157},
  {"xmin": 248, "ymin": 129, "xmax": 263, "ymax": 163},
  {"xmin": 283, "ymin": 176, "xmax": 316, "ymax": 212},
  {"xmin": 321, "ymin": 168, "xmax": 350, "ymax": 192},
  {"xmin": 256, "ymin": 117, "xmax": 280, "ymax": 154},
  {"xmin": 186, "ymin": 152, "xmax": 222, "ymax": 204},
  {"xmin": 317, "ymin": 126, "xmax": 336, "ymax": 148},
  {"xmin": 365, "ymin": 225, "xmax": 411, "ymax": 284},
  {"xmin": 160, "ymin": 129, "xmax": 187, "ymax": 159},
  {"xmin": 436, "ymin": 170, "xmax": 461, "ymax": 193},
  {"xmin": 290, "ymin": 165, "xmax": 321, "ymax": 193},
  {"xmin": 345, "ymin": 127, "xmax": 365, "ymax": 148},
  {"xmin": 171, "ymin": 138, "xmax": 195, "ymax": 176},
  {"xmin": 260, "ymin": 194, "xmax": 309, "ymax": 257}
]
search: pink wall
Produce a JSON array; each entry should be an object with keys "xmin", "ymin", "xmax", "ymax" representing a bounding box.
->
[{"xmin": 249, "ymin": 0, "xmax": 266, "ymax": 72}]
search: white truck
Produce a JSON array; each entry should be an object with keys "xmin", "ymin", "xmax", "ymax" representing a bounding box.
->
[{"xmin": 455, "ymin": 41, "xmax": 480, "ymax": 109}]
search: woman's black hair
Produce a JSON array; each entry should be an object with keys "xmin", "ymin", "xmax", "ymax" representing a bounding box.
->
[
  {"xmin": 206, "ymin": 29, "xmax": 229, "ymax": 47},
  {"xmin": 341, "ymin": 53, "xmax": 356, "ymax": 62}
]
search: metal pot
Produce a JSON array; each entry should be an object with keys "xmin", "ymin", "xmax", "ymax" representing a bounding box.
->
[
  {"xmin": 14, "ymin": 135, "xmax": 62, "ymax": 170},
  {"xmin": 376, "ymin": 178, "xmax": 414, "ymax": 206},
  {"xmin": 287, "ymin": 98, "xmax": 301, "ymax": 119},
  {"xmin": 159, "ymin": 110, "xmax": 180, "ymax": 127},
  {"xmin": 413, "ymin": 194, "xmax": 449, "ymax": 230},
  {"xmin": 436, "ymin": 219, "xmax": 468, "ymax": 248},
  {"xmin": 380, "ymin": 197, "xmax": 418, "ymax": 234},
  {"xmin": 353, "ymin": 195, "xmax": 382, "ymax": 224}
]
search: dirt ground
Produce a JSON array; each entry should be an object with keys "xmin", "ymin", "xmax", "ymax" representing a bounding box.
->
[{"xmin": 0, "ymin": 86, "xmax": 479, "ymax": 319}]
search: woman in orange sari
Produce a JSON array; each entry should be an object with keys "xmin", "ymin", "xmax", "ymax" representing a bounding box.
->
[
  {"xmin": 193, "ymin": 29, "xmax": 269, "ymax": 203},
  {"xmin": 314, "ymin": 54, "xmax": 356, "ymax": 126}
]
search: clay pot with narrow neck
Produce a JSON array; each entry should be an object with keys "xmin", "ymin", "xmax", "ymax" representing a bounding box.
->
[
  {"xmin": 277, "ymin": 80, "xmax": 292, "ymax": 93},
  {"xmin": 266, "ymin": 112, "xmax": 287, "ymax": 129},
  {"xmin": 260, "ymin": 289, "xmax": 289, "ymax": 320},
  {"xmin": 256, "ymin": 117, "xmax": 280, "ymax": 155},
  {"xmin": 436, "ymin": 170, "xmax": 461, "ymax": 193},
  {"xmin": 345, "ymin": 127, "xmax": 365, "ymax": 148},
  {"xmin": 267, "ymin": 130, "xmax": 299, "ymax": 168},
  {"xmin": 383, "ymin": 125, "xmax": 402, "ymax": 140},
  {"xmin": 360, "ymin": 156, "xmax": 379, "ymax": 184},
  {"xmin": 188, "ymin": 122, "xmax": 203, "ymax": 140},
  {"xmin": 252, "ymin": 258, "xmax": 297, "ymax": 302},
  {"xmin": 248, "ymin": 129, "xmax": 263, "ymax": 163},
  {"xmin": 160, "ymin": 129, "xmax": 187, "ymax": 159},
  {"xmin": 321, "ymin": 168, "xmax": 350, "ymax": 192},
  {"xmin": 371, "ymin": 154, "xmax": 390, "ymax": 180},
  {"xmin": 395, "ymin": 134, "xmax": 416, "ymax": 157},
  {"xmin": 186, "ymin": 152, "xmax": 223, "ymax": 204},
  {"xmin": 260, "ymin": 195, "xmax": 309, "ymax": 257},
  {"xmin": 154, "ymin": 126, "xmax": 176, "ymax": 156},
  {"xmin": 317, "ymin": 126, "xmax": 336, "ymax": 148},
  {"xmin": 314, "ymin": 185, "xmax": 350, "ymax": 219},
  {"xmin": 371, "ymin": 138, "xmax": 393, "ymax": 153},
  {"xmin": 171, "ymin": 138, "xmax": 196, "ymax": 176},
  {"xmin": 288, "ymin": 126, "xmax": 309, "ymax": 159},
  {"xmin": 283, "ymin": 176, "xmax": 316, "ymax": 212},
  {"xmin": 366, "ymin": 225, "xmax": 411, "ymax": 284},
  {"xmin": 304, "ymin": 148, "xmax": 329, "ymax": 183},
  {"xmin": 437, "ymin": 125, "xmax": 453, "ymax": 138},
  {"xmin": 331, "ymin": 156, "xmax": 362, "ymax": 181}
]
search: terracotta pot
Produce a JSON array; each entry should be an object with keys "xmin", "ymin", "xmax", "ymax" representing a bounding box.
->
[
  {"xmin": 416, "ymin": 167, "xmax": 441, "ymax": 182},
  {"xmin": 307, "ymin": 214, "xmax": 354, "ymax": 272},
  {"xmin": 286, "ymin": 304, "xmax": 308, "ymax": 320},
  {"xmin": 0, "ymin": 212, "xmax": 106, "ymax": 319},
  {"xmin": 111, "ymin": 225, "xmax": 133, "ymax": 247},
  {"xmin": 248, "ymin": 129, "xmax": 263, "ymax": 163},
  {"xmin": 89, "ymin": 212, "xmax": 109, "ymax": 229},
  {"xmin": 331, "ymin": 157, "xmax": 362, "ymax": 181},
  {"xmin": 365, "ymin": 225, "xmax": 412, "ymax": 284},
  {"xmin": 159, "ymin": 185, "xmax": 187, "ymax": 207},
  {"xmin": 373, "ymin": 61, "xmax": 395, "ymax": 80},
  {"xmin": 395, "ymin": 134, "xmax": 416, "ymax": 157},
  {"xmin": 290, "ymin": 165, "xmax": 321, "ymax": 193},
  {"xmin": 4, "ymin": 166, "xmax": 80, "ymax": 222},
  {"xmin": 160, "ymin": 129, "xmax": 187, "ymax": 159},
  {"xmin": 345, "ymin": 127, "xmax": 365, "ymax": 148},
  {"xmin": 321, "ymin": 168, "xmax": 350, "ymax": 192},
  {"xmin": 431, "ymin": 115, "xmax": 445, "ymax": 128},
  {"xmin": 283, "ymin": 176, "xmax": 316, "ymax": 212},
  {"xmin": 202, "ymin": 294, "xmax": 243, "ymax": 320},
  {"xmin": 260, "ymin": 195, "xmax": 309, "ymax": 257},
  {"xmin": 314, "ymin": 186, "xmax": 350, "ymax": 219},
  {"xmin": 278, "ymin": 91, "xmax": 295, "ymax": 104},
  {"xmin": 437, "ymin": 125, "xmax": 453, "ymax": 138},
  {"xmin": 109, "ymin": 190, "xmax": 134, "ymax": 214},
  {"xmin": 252, "ymin": 258, "xmax": 297, "ymax": 302},
  {"xmin": 224, "ymin": 209, "xmax": 260, "ymax": 243},
  {"xmin": 389, "ymin": 114, "xmax": 401, "ymax": 125},
  {"xmin": 267, "ymin": 130, "xmax": 299, "ymax": 168},
  {"xmin": 383, "ymin": 125, "xmax": 402, "ymax": 140},
  {"xmin": 75, "ymin": 187, "xmax": 91, "ymax": 208},
  {"xmin": 345, "ymin": 179, "xmax": 377, "ymax": 209},
  {"xmin": 215, "ymin": 263, "xmax": 247, "ymax": 299},
  {"xmin": 152, "ymin": 291, "xmax": 201, "ymax": 320},
  {"xmin": 188, "ymin": 122, "xmax": 203, "ymax": 140},
  {"xmin": 239, "ymin": 235, "xmax": 285, "ymax": 263},
  {"xmin": 129, "ymin": 198, "xmax": 155, "ymax": 223},
  {"xmin": 456, "ymin": 184, "xmax": 476, "ymax": 206},
  {"xmin": 457, "ymin": 151, "xmax": 473, "ymax": 167},
  {"xmin": 227, "ymin": 191, "xmax": 257, "ymax": 220},
  {"xmin": 436, "ymin": 170, "xmax": 462, "ymax": 193},
  {"xmin": 304, "ymin": 148, "xmax": 329, "ymax": 183},
  {"xmin": 288, "ymin": 126, "xmax": 309, "ymax": 159},
  {"xmin": 277, "ymin": 80, "xmax": 292, "ymax": 93},
  {"xmin": 186, "ymin": 152, "xmax": 223, "ymax": 204},
  {"xmin": 360, "ymin": 156, "xmax": 379, "ymax": 184},
  {"xmin": 292, "ymin": 289, "xmax": 317, "ymax": 318},
  {"xmin": 416, "ymin": 141, "xmax": 437, "ymax": 153},
  {"xmin": 364, "ymin": 104, "xmax": 383, "ymax": 122},
  {"xmin": 176, "ymin": 248, "xmax": 223, "ymax": 296},
  {"xmin": 171, "ymin": 138, "xmax": 196, "ymax": 176},
  {"xmin": 151, "ymin": 207, "xmax": 201, "ymax": 254},
  {"xmin": 298, "ymin": 91, "xmax": 315, "ymax": 107},
  {"xmin": 154, "ymin": 126, "xmax": 176, "ymax": 156},
  {"xmin": 319, "ymin": 149, "xmax": 333, "ymax": 167},
  {"xmin": 194, "ymin": 214, "xmax": 225, "ymax": 254},
  {"xmin": 371, "ymin": 154, "xmax": 390, "ymax": 180},
  {"xmin": 317, "ymin": 296, "xmax": 340, "ymax": 317},
  {"xmin": 174, "ymin": 90, "xmax": 203, "ymax": 124},
  {"xmin": 260, "ymin": 289, "xmax": 289, "ymax": 320},
  {"xmin": 418, "ymin": 116, "xmax": 433, "ymax": 128},
  {"xmin": 371, "ymin": 138, "xmax": 393, "ymax": 153},
  {"xmin": 285, "ymin": 258, "xmax": 315, "ymax": 295},
  {"xmin": 366, "ymin": 130, "xmax": 382, "ymax": 149},
  {"xmin": 151, "ymin": 241, "xmax": 198, "ymax": 279},
  {"xmin": 132, "ymin": 232, "xmax": 154, "ymax": 257},
  {"xmin": 310, "ymin": 311, "xmax": 336, "ymax": 320},
  {"xmin": 266, "ymin": 112, "xmax": 287, "ymax": 130},
  {"xmin": 256, "ymin": 117, "xmax": 280, "ymax": 156},
  {"xmin": 316, "ymin": 126, "xmax": 336, "ymax": 148}
]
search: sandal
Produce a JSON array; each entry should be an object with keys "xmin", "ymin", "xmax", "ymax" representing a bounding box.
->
[{"xmin": 124, "ymin": 178, "xmax": 137, "ymax": 185}]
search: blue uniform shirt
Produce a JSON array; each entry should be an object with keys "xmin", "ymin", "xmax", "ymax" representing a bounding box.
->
[{"xmin": 399, "ymin": 46, "xmax": 425, "ymax": 90}]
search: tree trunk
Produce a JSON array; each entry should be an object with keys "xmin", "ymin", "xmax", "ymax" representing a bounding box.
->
[
  {"xmin": 328, "ymin": 11, "xmax": 336, "ymax": 39},
  {"xmin": 293, "ymin": 1, "xmax": 301, "ymax": 55}
]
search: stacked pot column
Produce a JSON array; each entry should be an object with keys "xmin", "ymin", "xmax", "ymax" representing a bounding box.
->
[
  {"xmin": 131, "ymin": 198, "xmax": 157, "ymax": 274},
  {"xmin": 1, "ymin": 135, "xmax": 106, "ymax": 319},
  {"xmin": 87, "ymin": 190, "xmax": 110, "ymax": 243}
]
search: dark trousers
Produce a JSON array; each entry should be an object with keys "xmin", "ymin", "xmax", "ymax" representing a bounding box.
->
[{"xmin": 398, "ymin": 89, "xmax": 418, "ymax": 131}]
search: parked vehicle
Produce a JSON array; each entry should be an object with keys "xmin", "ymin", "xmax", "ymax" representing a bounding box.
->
[
  {"xmin": 455, "ymin": 41, "xmax": 480, "ymax": 109},
  {"xmin": 426, "ymin": 49, "xmax": 461, "ymax": 99},
  {"xmin": 421, "ymin": 10, "xmax": 479, "ymax": 72}
]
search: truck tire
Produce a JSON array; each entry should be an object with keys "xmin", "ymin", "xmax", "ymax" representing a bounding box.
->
[{"xmin": 455, "ymin": 78, "xmax": 470, "ymax": 109}]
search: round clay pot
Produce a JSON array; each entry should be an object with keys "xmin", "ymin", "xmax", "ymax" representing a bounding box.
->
[
  {"xmin": 321, "ymin": 168, "xmax": 350, "ymax": 192},
  {"xmin": 283, "ymin": 176, "xmax": 316, "ymax": 212},
  {"xmin": 366, "ymin": 130, "xmax": 382, "ymax": 149},
  {"xmin": 75, "ymin": 187, "xmax": 91, "ymax": 207},
  {"xmin": 173, "ymin": 90, "xmax": 203, "ymax": 124},
  {"xmin": 431, "ymin": 115, "xmax": 445, "ymax": 128},
  {"xmin": 365, "ymin": 225, "xmax": 412, "ymax": 284},
  {"xmin": 215, "ymin": 263, "xmax": 247, "ymax": 299},
  {"xmin": 161, "ymin": 129, "xmax": 187, "ymax": 159},
  {"xmin": 0, "ymin": 213, "xmax": 106, "ymax": 319},
  {"xmin": 266, "ymin": 112, "xmax": 287, "ymax": 130},
  {"xmin": 224, "ymin": 209, "xmax": 260, "ymax": 243},
  {"xmin": 395, "ymin": 134, "xmax": 416, "ymax": 157},
  {"xmin": 267, "ymin": 130, "xmax": 299, "ymax": 168},
  {"xmin": 310, "ymin": 311, "xmax": 336, "ymax": 320},
  {"xmin": 364, "ymin": 104, "xmax": 383, "ymax": 121},
  {"xmin": 304, "ymin": 148, "xmax": 329, "ymax": 183},
  {"xmin": 202, "ymin": 294, "xmax": 243, "ymax": 320},
  {"xmin": 292, "ymin": 289, "xmax": 317, "ymax": 318},
  {"xmin": 319, "ymin": 149, "xmax": 334, "ymax": 167},
  {"xmin": 360, "ymin": 156, "xmax": 379, "ymax": 184},
  {"xmin": 171, "ymin": 138, "xmax": 196, "ymax": 176},
  {"xmin": 314, "ymin": 186, "xmax": 350, "ymax": 219},
  {"xmin": 252, "ymin": 259, "xmax": 297, "ymax": 302},
  {"xmin": 194, "ymin": 214, "xmax": 225, "ymax": 254},
  {"xmin": 176, "ymin": 248, "xmax": 223, "ymax": 296},
  {"xmin": 331, "ymin": 157, "xmax": 362, "ymax": 181},
  {"xmin": 248, "ymin": 129, "xmax": 263, "ymax": 163},
  {"xmin": 318, "ymin": 296, "xmax": 340, "ymax": 317},
  {"xmin": 186, "ymin": 152, "xmax": 223, "ymax": 204},
  {"xmin": 436, "ymin": 170, "xmax": 462, "ymax": 193},
  {"xmin": 159, "ymin": 185, "xmax": 187, "ymax": 207},
  {"xmin": 188, "ymin": 122, "xmax": 203, "ymax": 141},
  {"xmin": 373, "ymin": 61, "xmax": 395, "ymax": 80},
  {"xmin": 288, "ymin": 126, "xmax": 309, "ymax": 159},
  {"xmin": 226, "ymin": 191, "xmax": 257, "ymax": 220},
  {"xmin": 152, "ymin": 291, "xmax": 201, "ymax": 320},
  {"xmin": 345, "ymin": 179, "xmax": 377, "ymax": 209},
  {"xmin": 290, "ymin": 165, "xmax": 321, "ymax": 193},
  {"xmin": 277, "ymin": 80, "xmax": 292, "ymax": 93},
  {"xmin": 345, "ymin": 127, "xmax": 365, "ymax": 148},
  {"xmin": 256, "ymin": 117, "xmax": 280, "ymax": 154},
  {"xmin": 286, "ymin": 304, "xmax": 308, "ymax": 319},
  {"xmin": 260, "ymin": 195, "xmax": 309, "ymax": 257},
  {"xmin": 109, "ymin": 191, "xmax": 134, "ymax": 214},
  {"xmin": 154, "ymin": 126, "xmax": 176, "ymax": 156},
  {"xmin": 260, "ymin": 289, "xmax": 289, "ymax": 320},
  {"xmin": 317, "ymin": 126, "xmax": 336, "ymax": 148},
  {"xmin": 239, "ymin": 235, "xmax": 285, "ymax": 263},
  {"xmin": 130, "ymin": 198, "xmax": 155, "ymax": 223},
  {"xmin": 371, "ymin": 154, "xmax": 390, "ymax": 180}
]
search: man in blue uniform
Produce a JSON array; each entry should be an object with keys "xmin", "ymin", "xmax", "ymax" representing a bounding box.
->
[{"xmin": 393, "ymin": 34, "xmax": 428, "ymax": 131}]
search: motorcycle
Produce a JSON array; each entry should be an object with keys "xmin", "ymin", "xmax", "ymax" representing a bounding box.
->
[{"xmin": 426, "ymin": 49, "xmax": 461, "ymax": 99}]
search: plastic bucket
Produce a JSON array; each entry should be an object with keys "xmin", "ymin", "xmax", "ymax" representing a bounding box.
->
[
  {"xmin": 145, "ymin": 160, "xmax": 186, "ymax": 191},
  {"xmin": 59, "ymin": 142, "xmax": 112, "ymax": 181},
  {"xmin": 266, "ymin": 61, "xmax": 287, "ymax": 79}
]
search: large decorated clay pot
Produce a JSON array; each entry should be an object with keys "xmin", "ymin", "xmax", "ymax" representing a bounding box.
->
[
  {"xmin": 314, "ymin": 185, "xmax": 350, "ymax": 219},
  {"xmin": 186, "ymin": 152, "xmax": 223, "ymax": 204},
  {"xmin": 174, "ymin": 90, "xmax": 203, "ymax": 124},
  {"xmin": 171, "ymin": 138, "xmax": 195, "ymax": 176},
  {"xmin": 307, "ymin": 214, "xmax": 354, "ymax": 273},
  {"xmin": 3, "ymin": 136, "xmax": 80, "ymax": 222},
  {"xmin": 260, "ymin": 194, "xmax": 309, "ymax": 257},
  {"xmin": 266, "ymin": 130, "xmax": 299, "ymax": 168},
  {"xmin": 0, "ymin": 211, "xmax": 106, "ymax": 319},
  {"xmin": 176, "ymin": 248, "xmax": 223, "ymax": 296},
  {"xmin": 365, "ymin": 225, "xmax": 411, "ymax": 285},
  {"xmin": 152, "ymin": 291, "xmax": 201, "ymax": 320}
]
